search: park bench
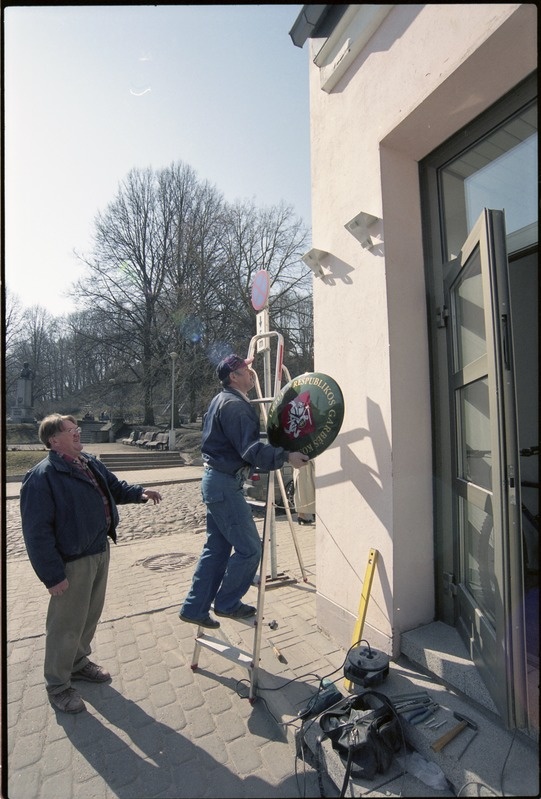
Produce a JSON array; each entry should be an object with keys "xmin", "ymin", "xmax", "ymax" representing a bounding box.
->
[
  {"xmin": 135, "ymin": 431, "xmax": 158, "ymax": 447},
  {"xmin": 121, "ymin": 431, "xmax": 139, "ymax": 446},
  {"xmin": 146, "ymin": 432, "xmax": 169, "ymax": 451}
]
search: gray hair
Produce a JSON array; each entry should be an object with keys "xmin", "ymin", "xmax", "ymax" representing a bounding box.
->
[{"xmin": 39, "ymin": 414, "xmax": 77, "ymax": 449}]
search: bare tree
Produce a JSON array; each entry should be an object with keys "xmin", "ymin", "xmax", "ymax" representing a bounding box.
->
[
  {"xmin": 5, "ymin": 163, "xmax": 314, "ymax": 429},
  {"xmin": 17, "ymin": 306, "xmax": 57, "ymax": 404},
  {"xmin": 73, "ymin": 166, "xmax": 188, "ymax": 423},
  {"xmin": 155, "ymin": 165, "xmax": 226, "ymax": 422},
  {"xmin": 5, "ymin": 292, "xmax": 86, "ymax": 414},
  {"xmin": 218, "ymin": 200, "xmax": 312, "ymax": 368},
  {"xmin": 5, "ymin": 290, "xmax": 25, "ymax": 392}
]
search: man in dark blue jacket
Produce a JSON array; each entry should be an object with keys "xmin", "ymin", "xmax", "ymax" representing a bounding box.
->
[
  {"xmin": 20, "ymin": 413, "xmax": 162, "ymax": 714},
  {"xmin": 179, "ymin": 354, "xmax": 308, "ymax": 629}
]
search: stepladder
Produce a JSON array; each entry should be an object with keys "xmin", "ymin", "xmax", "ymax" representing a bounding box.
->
[
  {"xmin": 190, "ymin": 471, "xmax": 277, "ymax": 702},
  {"xmin": 247, "ymin": 331, "xmax": 308, "ymax": 585},
  {"xmin": 190, "ymin": 329, "xmax": 308, "ymax": 701}
]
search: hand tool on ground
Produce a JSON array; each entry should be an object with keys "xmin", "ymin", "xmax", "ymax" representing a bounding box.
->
[
  {"xmin": 271, "ymin": 644, "xmax": 286, "ymax": 662},
  {"xmin": 395, "ymin": 697, "xmax": 433, "ymax": 713},
  {"xmin": 401, "ymin": 703, "xmax": 438, "ymax": 724},
  {"xmin": 457, "ymin": 726, "xmax": 479, "ymax": 760},
  {"xmin": 426, "ymin": 719, "xmax": 447, "ymax": 729},
  {"xmin": 390, "ymin": 691, "xmax": 430, "ymax": 705},
  {"xmin": 344, "ymin": 549, "xmax": 380, "ymax": 692},
  {"xmin": 431, "ymin": 711, "xmax": 478, "ymax": 753},
  {"xmin": 265, "ymin": 622, "xmax": 286, "ymax": 661}
]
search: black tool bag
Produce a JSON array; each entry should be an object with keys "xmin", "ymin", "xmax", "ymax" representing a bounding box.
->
[{"xmin": 318, "ymin": 690, "xmax": 403, "ymax": 781}]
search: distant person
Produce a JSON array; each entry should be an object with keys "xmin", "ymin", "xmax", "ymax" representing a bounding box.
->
[
  {"xmin": 179, "ymin": 354, "xmax": 309, "ymax": 629},
  {"xmin": 294, "ymin": 458, "xmax": 316, "ymax": 525},
  {"xmin": 20, "ymin": 413, "xmax": 162, "ymax": 714}
]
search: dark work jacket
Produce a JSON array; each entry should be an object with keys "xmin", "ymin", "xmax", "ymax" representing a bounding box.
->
[
  {"xmin": 20, "ymin": 451, "xmax": 144, "ymax": 588},
  {"xmin": 201, "ymin": 387, "xmax": 288, "ymax": 475}
]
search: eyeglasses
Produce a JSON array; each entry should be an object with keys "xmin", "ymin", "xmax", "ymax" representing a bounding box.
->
[{"xmin": 61, "ymin": 426, "xmax": 81, "ymax": 435}]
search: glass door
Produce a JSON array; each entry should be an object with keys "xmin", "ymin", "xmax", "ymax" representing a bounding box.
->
[{"xmin": 443, "ymin": 209, "xmax": 526, "ymax": 726}]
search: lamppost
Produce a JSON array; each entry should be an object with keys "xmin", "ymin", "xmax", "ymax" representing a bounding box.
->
[
  {"xmin": 108, "ymin": 379, "xmax": 115, "ymax": 442},
  {"xmin": 169, "ymin": 352, "xmax": 178, "ymax": 451}
]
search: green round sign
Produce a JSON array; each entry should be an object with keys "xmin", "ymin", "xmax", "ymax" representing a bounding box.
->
[{"xmin": 267, "ymin": 372, "xmax": 345, "ymax": 459}]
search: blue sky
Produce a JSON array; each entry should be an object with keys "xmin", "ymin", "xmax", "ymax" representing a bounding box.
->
[{"xmin": 4, "ymin": 5, "xmax": 310, "ymax": 316}]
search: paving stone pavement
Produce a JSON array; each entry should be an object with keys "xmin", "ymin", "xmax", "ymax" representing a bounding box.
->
[
  {"xmin": 5, "ymin": 467, "xmax": 341, "ymax": 799},
  {"xmin": 6, "ymin": 459, "xmax": 537, "ymax": 798}
]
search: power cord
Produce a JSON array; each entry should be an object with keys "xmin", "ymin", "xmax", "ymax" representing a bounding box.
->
[
  {"xmin": 295, "ymin": 666, "xmax": 408, "ymax": 797},
  {"xmin": 235, "ymin": 645, "xmax": 524, "ymax": 798},
  {"xmin": 234, "ymin": 638, "xmax": 403, "ymax": 798},
  {"xmin": 456, "ymin": 727, "xmax": 519, "ymax": 797}
]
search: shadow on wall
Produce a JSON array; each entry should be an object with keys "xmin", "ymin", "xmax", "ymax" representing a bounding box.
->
[
  {"xmin": 317, "ymin": 396, "xmax": 391, "ymax": 528},
  {"xmin": 315, "ymin": 396, "xmax": 393, "ymax": 620}
]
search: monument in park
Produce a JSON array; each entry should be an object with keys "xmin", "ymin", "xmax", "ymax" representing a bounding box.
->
[{"xmin": 12, "ymin": 362, "xmax": 35, "ymax": 423}]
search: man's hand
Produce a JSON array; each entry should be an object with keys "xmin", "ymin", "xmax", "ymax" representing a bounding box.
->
[
  {"xmin": 49, "ymin": 578, "xmax": 69, "ymax": 596},
  {"xmin": 288, "ymin": 452, "xmax": 310, "ymax": 469},
  {"xmin": 142, "ymin": 489, "xmax": 162, "ymax": 504}
]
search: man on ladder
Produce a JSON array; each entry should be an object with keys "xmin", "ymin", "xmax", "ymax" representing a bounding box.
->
[{"xmin": 179, "ymin": 353, "xmax": 309, "ymax": 629}]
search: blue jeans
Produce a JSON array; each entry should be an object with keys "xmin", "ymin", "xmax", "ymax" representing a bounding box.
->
[{"xmin": 180, "ymin": 467, "xmax": 262, "ymax": 618}]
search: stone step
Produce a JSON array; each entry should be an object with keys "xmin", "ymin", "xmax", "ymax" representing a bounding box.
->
[
  {"xmin": 298, "ymin": 634, "xmax": 528, "ymax": 798},
  {"xmin": 98, "ymin": 452, "xmax": 186, "ymax": 470},
  {"xmin": 399, "ymin": 622, "xmax": 499, "ymax": 715}
]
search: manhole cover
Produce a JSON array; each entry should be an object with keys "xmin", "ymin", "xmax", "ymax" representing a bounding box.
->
[{"xmin": 136, "ymin": 553, "xmax": 198, "ymax": 571}]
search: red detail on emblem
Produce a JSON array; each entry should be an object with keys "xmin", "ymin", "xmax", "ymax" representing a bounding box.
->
[{"xmin": 280, "ymin": 392, "xmax": 315, "ymax": 440}]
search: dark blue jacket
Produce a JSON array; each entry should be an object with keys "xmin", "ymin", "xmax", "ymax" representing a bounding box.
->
[
  {"xmin": 201, "ymin": 387, "xmax": 288, "ymax": 475},
  {"xmin": 20, "ymin": 451, "xmax": 144, "ymax": 588}
]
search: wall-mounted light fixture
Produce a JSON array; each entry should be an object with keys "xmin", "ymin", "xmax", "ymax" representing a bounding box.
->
[
  {"xmin": 344, "ymin": 211, "xmax": 379, "ymax": 249},
  {"xmin": 301, "ymin": 247, "xmax": 330, "ymax": 278}
]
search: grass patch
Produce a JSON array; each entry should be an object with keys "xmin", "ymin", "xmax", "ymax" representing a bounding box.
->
[
  {"xmin": 176, "ymin": 427, "xmax": 202, "ymax": 458},
  {"xmin": 6, "ymin": 449, "xmax": 46, "ymax": 476},
  {"xmin": 4, "ymin": 423, "xmax": 202, "ymax": 476},
  {"xmin": 6, "ymin": 423, "xmax": 40, "ymax": 445}
]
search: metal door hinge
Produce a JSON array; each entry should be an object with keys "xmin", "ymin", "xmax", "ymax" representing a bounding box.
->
[
  {"xmin": 443, "ymin": 572, "xmax": 457, "ymax": 596},
  {"xmin": 436, "ymin": 305, "xmax": 449, "ymax": 328}
]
